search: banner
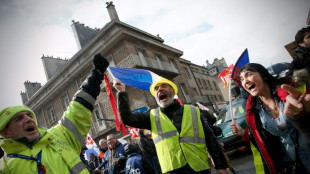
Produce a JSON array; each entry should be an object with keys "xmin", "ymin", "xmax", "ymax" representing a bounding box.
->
[
  {"xmin": 84, "ymin": 134, "xmax": 100, "ymax": 160},
  {"xmin": 218, "ymin": 64, "xmax": 234, "ymax": 88}
]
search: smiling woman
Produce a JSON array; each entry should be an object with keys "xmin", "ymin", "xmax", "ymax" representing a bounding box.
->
[{"xmin": 230, "ymin": 63, "xmax": 310, "ymax": 174}]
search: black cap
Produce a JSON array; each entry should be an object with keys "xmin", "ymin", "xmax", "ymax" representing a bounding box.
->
[{"xmin": 124, "ymin": 144, "xmax": 139, "ymax": 155}]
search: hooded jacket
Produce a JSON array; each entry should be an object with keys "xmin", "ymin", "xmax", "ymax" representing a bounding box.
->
[
  {"xmin": 0, "ymin": 69, "xmax": 104, "ymax": 174},
  {"xmin": 0, "ymin": 101, "xmax": 92, "ymax": 174}
]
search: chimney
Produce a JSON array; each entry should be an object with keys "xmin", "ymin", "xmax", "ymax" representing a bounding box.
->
[
  {"xmin": 206, "ymin": 60, "xmax": 210, "ymax": 66},
  {"xmin": 24, "ymin": 81, "xmax": 42, "ymax": 100},
  {"xmin": 20, "ymin": 91, "xmax": 28, "ymax": 104},
  {"xmin": 106, "ymin": 1, "xmax": 119, "ymax": 21}
]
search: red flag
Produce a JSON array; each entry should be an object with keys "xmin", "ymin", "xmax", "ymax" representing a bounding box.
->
[
  {"xmin": 86, "ymin": 135, "xmax": 95, "ymax": 145},
  {"xmin": 84, "ymin": 134, "xmax": 100, "ymax": 160},
  {"xmin": 129, "ymin": 127, "xmax": 140, "ymax": 138},
  {"xmin": 177, "ymin": 96, "xmax": 184, "ymax": 105},
  {"xmin": 104, "ymin": 74, "xmax": 127, "ymax": 135},
  {"xmin": 129, "ymin": 127, "xmax": 152, "ymax": 139},
  {"xmin": 218, "ymin": 64, "xmax": 234, "ymax": 88}
]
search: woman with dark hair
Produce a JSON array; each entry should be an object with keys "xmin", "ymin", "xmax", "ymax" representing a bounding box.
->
[{"xmin": 230, "ymin": 63, "xmax": 310, "ymax": 174}]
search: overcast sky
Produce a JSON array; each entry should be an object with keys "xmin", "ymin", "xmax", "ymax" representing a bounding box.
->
[{"xmin": 0, "ymin": 0, "xmax": 309, "ymax": 109}]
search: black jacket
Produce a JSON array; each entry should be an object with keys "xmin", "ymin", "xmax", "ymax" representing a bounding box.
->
[
  {"xmin": 89, "ymin": 156, "xmax": 102, "ymax": 170},
  {"xmin": 117, "ymin": 92, "xmax": 228, "ymax": 172},
  {"xmin": 291, "ymin": 46, "xmax": 310, "ymax": 72}
]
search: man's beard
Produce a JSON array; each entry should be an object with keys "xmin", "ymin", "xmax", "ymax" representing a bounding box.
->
[{"xmin": 156, "ymin": 93, "xmax": 174, "ymax": 108}]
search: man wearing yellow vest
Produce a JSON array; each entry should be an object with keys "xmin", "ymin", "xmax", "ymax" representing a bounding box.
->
[
  {"xmin": 0, "ymin": 54, "xmax": 109, "ymax": 174},
  {"xmin": 113, "ymin": 77, "xmax": 228, "ymax": 174}
]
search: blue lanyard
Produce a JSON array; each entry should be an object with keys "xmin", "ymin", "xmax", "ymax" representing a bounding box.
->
[
  {"xmin": 6, "ymin": 150, "xmax": 45, "ymax": 174},
  {"xmin": 127, "ymin": 152, "xmax": 138, "ymax": 158}
]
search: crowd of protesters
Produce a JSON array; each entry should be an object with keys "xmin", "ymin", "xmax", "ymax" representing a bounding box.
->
[{"xmin": 0, "ymin": 24, "xmax": 310, "ymax": 174}]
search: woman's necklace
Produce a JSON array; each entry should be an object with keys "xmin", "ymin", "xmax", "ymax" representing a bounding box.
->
[
  {"xmin": 260, "ymin": 97, "xmax": 279, "ymax": 119},
  {"xmin": 272, "ymin": 99, "xmax": 280, "ymax": 119}
]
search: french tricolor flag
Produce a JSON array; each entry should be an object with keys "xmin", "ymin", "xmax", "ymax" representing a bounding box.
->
[{"xmin": 108, "ymin": 67, "xmax": 160, "ymax": 91}]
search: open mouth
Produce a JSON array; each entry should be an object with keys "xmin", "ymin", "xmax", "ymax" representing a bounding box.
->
[
  {"xmin": 247, "ymin": 84, "xmax": 255, "ymax": 91},
  {"xmin": 159, "ymin": 94, "xmax": 168, "ymax": 101},
  {"xmin": 25, "ymin": 125, "xmax": 35, "ymax": 132}
]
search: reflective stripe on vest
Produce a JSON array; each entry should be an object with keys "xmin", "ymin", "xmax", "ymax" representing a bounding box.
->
[
  {"xmin": 74, "ymin": 90, "xmax": 96, "ymax": 107},
  {"xmin": 71, "ymin": 161, "xmax": 87, "ymax": 174},
  {"xmin": 150, "ymin": 105, "xmax": 209, "ymax": 173},
  {"xmin": 153, "ymin": 106, "xmax": 204, "ymax": 144},
  {"xmin": 61, "ymin": 117, "xmax": 85, "ymax": 145}
]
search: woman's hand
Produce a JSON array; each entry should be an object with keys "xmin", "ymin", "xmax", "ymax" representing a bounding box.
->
[
  {"xmin": 281, "ymin": 84, "xmax": 310, "ymax": 118},
  {"xmin": 230, "ymin": 120, "xmax": 245, "ymax": 137}
]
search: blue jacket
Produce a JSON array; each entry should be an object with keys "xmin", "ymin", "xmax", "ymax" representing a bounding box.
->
[
  {"xmin": 98, "ymin": 142, "xmax": 125, "ymax": 174},
  {"xmin": 125, "ymin": 154, "xmax": 147, "ymax": 174}
]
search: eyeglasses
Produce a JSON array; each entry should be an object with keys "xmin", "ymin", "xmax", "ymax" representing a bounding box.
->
[{"xmin": 107, "ymin": 138, "xmax": 115, "ymax": 141}]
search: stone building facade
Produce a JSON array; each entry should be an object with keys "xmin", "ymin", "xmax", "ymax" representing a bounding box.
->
[{"xmin": 21, "ymin": 2, "xmax": 225, "ymax": 142}]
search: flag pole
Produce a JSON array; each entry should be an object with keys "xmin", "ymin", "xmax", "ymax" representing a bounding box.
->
[
  {"xmin": 228, "ymin": 80, "xmax": 235, "ymax": 123},
  {"xmin": 106, "ymin": 67, "xmax": 115, "ymax": 80}
]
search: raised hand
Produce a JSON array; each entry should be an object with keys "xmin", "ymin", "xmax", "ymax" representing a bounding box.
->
[
  {"xmin": 93, "ymin": 53, "xmax": 109, "ymax": 75},
  {"xmin": 113, "ymin": 78, "xmax": 125, "ymax": 92},
  {"xmin": 281, "ymin": 84, "xmax": 310, "ymax": 118}
]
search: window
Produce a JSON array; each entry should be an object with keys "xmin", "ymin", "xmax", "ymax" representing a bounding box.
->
[
  {"xmin": 192, "ymin": 88, "xmax": 198, "ymax": 96},
  {"xmin": 203, "ymin": 95, "xmax": 210, "ymax": 103},
  {"xmin": 218, "ymin": 95, "xmax": 224, "ymax": 101},
  {"xmin": 207, "ymin": 80, "xmax": 213, "ymax": 90},
  {"xmin": 213, "ymin": 95, "xmax": 217, "ymax": 102},
  {"xmin": 213, "ymin": 81, "xmax": 219, "ymax": 91},
  {"xmin": 155, "ymin": 53, "xmax": 164, "ymax": 69},
  {"xmin": 197, "ymin": 78, "xmax": 203, "ymax": 88},
  {"xmin": 168, "ymin": 57, "xmax": 178, "ymax": 72},
  {"xmin": 48, "ymin": 107, "xmax": 57, "ymax": 124},
  {"xmin": 183, "ymin": 66, "xmax": 191, "ymax": 78},
  {"xmin": 137, "ymin": 48, "xmax": 148, "ymax": 59},
  {"xmin": 202, "ymin": 79, "xmax": 209, "ymax": 90},
  {"xmin": 154, "ymin": 53, "xmax": 163, "ymax": 61},
  {"xmin": 180, "ymin": 83, "xmax": 189, "ymax": 95},
  {"xmin": 62, "ymin": 95, "xmax": 70, "ymax": 110},
  {"xmin": 95, "ymin": 109, "xmax": 103, "ymax": 124},
  {"xmin": 94, "ymin": 107, "xmax": 107, "ymax": 131},
  {"xmin": 137, "ymin": 48, "xmax": 148, "ymax": 66},
  {"xmin": 207, "ymin": 95, "xmax": 211, "ymax": 102}
]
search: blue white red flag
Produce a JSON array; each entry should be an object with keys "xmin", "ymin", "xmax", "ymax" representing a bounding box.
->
[
  {"xmin": 231, "ymin": 49, "xmax": 250, "ymax": 84},
  {"xmin": 108, "ymin": 66, "xmax": 184, "ymax": 105},
  {"xmin": 108, "ymin": 67, "xmax": 160, "ymax": 91}
]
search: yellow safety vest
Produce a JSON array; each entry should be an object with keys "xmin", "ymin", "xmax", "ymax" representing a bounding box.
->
[
  {"xmin": 250, "ymin": 142, "xmax": 265, "ymax": 174},
  {"xmin": 150, "ymin": 105, "xmax": 209, "ymax": 173}
]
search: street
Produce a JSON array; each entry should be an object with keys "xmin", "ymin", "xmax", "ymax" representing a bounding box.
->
[{"xmin": 211, "ymin": 146, "xmax": 256, "ymax": 174}]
